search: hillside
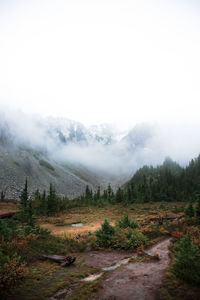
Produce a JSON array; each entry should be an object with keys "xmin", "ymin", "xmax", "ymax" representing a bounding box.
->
[
  {"xmin": 0, "ymin": 145, "xmax": 105, "ymax": 199},
  {"xmin": 123, "ymin": 155, "xmax": 200, "ymax": 203},
  {"xmin": 2, "ymin": 110, "xmax": 199, "ymax": 200},
  {"xmin": 0, "ymin": 111, "xmax": 130, "ymax": 199}
]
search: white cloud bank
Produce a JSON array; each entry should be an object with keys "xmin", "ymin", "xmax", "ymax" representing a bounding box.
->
[
  {"xmin": 0, "ymin": 0, "xmax": 200, "ymax": 128},
  {"xmin": 1, "ymin": 108, "xmax": 200, "ymax": 176}
]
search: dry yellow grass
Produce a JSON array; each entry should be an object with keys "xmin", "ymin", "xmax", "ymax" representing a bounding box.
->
[
  {"xmin": 0, "ymin": 201, "xmax": 18, "ymax": 214},
  {"xmin": 0, "ymin": 200, "xmax": 184, "ymax": 238},
  {"xmin": 38, "ymin": 202, "xmax": 184, "ymax": 237},
  {"xmin": 40, "ymin": 222, "xmax": 104, "ymax": 237}
]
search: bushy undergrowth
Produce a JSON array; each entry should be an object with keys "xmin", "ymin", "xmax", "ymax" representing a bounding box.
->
[
  {"xmin": 0, "ymin": 218, "xmax": 86, "ymax": 296},
  {"xmin": 171, "ymin": 234, "xmax": 200, "ymax": 285},
  {"xmin": 0, "ymin": 219, "xmax": 18, "ymax": 241},
  {"xmin": 0, "ymin": 219, "xmax": 50, "ymax": 294},
  {"xmin": 116, "ymin": 214, "xmax": 139, "ymax": 229},
  {"xmin": 95, "ymin": 219, "xmax": 115, "ymax": 247},
  {"xmin": 95, "ymin": 218, "xmax": 148, "ymax": 250},
  {"xmin": 0, "ymin": 251, "xmax": 28, "ymax": 294},
  {"xmin": 112, "ymin": 229, "xmax": 148, "ymax": 250}
]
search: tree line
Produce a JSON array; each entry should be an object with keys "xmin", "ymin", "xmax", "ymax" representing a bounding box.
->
[
  {"xmin": 75, "ymin": 155, "xmax": 200, "ymax": 205},
  {"xmin": 16, "ymin": 154, "xmax": 200, "ymax": 219},
  {"xmin": 125, "ymin": 155, "xmax": 200, "ymax": 203}
]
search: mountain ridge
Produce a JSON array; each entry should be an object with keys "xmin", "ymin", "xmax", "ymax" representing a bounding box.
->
[
  {"xmin": 0, "ymin": 110, "xmax": 132, "ymax": 199},
  {"xmin": 1, "ymin": 110, "xmax": 193, "ymax": 199}
]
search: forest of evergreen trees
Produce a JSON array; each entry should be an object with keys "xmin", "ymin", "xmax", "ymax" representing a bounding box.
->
[
  {"xmin": 16, "ymin": 154, "xmax": 200, "ymax": 217},
  {"xmin": 125, "ymin": 155, "xmax": 200, "ymax": 203},
  {"xmin": 78, "ymin": 155, "xmax": 200, "ymax": 206}
]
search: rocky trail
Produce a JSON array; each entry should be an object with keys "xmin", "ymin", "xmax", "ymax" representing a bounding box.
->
[
  {"xmin": 51, "ymin": 238, "xmax": 171, "ymax": 300},
  {"xmin": 94, "ymin": 238, "xmax": 171, "ymax": 300}
]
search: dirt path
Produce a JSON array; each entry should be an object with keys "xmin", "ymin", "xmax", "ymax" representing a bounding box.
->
[
  {"xmin": 85, "ymin": 250, "xmax": 133, "ymax": 269},
  {"xmin": 94, "ymin": 238, "xmax": 171, "ymax": 300},
  {"xmin": 50, "ymin": 238, "xmax": 171, "ymax": 300}
]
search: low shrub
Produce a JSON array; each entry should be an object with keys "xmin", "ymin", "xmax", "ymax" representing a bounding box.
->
[
  {"xmin": 112, "ymin": 230, "xmax": 148, "ymax": 250},
  {"xmin": 184, "ymin": 202, "xmax": 195, "ymax": 218},
  {"xmin": 0, "ymin": 250, "xmax": 28, "ymax": 295},
  {"xmin": 116, "ymin": 214, "xmax": 139, "ymax": 229},
  {"xmin": 171, "ymin": 234, "xmax": 200, "ymax": 285},
  {"xmin": 159, "ymin": 203, "xmax": 166, "ymax": 210},
  {"xmin": 95, "ymin": 219, "xmax": 148, "ymax": 250},
  {"xmin": 16, "ymin": 224, "xmax": 50, "ymax": 236},
  {"xmin": 95, "ymin": 219, "xmax": 115, "ymax": 247},
  {"xmin": 0, "ymin": 219, "xmax": 18, "ymax": 242}
]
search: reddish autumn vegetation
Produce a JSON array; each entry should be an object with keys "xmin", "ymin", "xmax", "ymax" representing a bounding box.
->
[{"xmin": 1, "ymin": 181, "xmax": 200, "ymax": 300}]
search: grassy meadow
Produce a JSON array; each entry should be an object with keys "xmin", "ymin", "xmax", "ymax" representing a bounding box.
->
[
  {"xmin": 38, "ymin": 202, "xmax": 184, "ymax": 237},
  {"xmin": 1, "ymin": 200, "xmax": 200, "ymax": 300}
]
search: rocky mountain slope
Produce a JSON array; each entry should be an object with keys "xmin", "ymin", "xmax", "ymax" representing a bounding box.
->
[
  {"xmin": 0, "ymin": 110, "xmax": 158, "ymax": 199},
  {"xmin": 0, "ymin": 145, "xmax": 103, "ymax": 199},
  {"xmin": 0, "ymin": 111, "xmax": 128, "ymax": 199}
]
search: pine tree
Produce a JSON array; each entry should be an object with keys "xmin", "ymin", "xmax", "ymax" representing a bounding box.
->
[
  {"xmin": 93, "ymin": 186, "xmax": 101, "ymax": 204},
  {"xmin": 27, "ymin": 199, "xmax": 35, "ymax": 227},
  {"xmin": 115, "ymin": 187, "xmax": 123, "ymax": 203},
  {"xmin": 0, "ymin": 191, "xmax": 5, "ymax": 202},
  {"xmin": 97, "ymin": 186, "xmax": 100, "ymax": 200},
  {"xmin": 34, "ymin": 189, "xmax": 40, "ymax": 202},
  {"xmin": 184, "ymin": 201, "xmax": 195, "ymax": 218},
  {"xmin": 107, "ymin": 184, "xmax": 113, "ymax": 202},
  {"xmin": 34, "ymin": 189, "xmax": 41, "ymax": 214},
  {"xmin": 96, "ymin": 219, "xmax": 115, "ymax": 247},
  {"xmin": 41, "ymin": 190, "xmax": 47, "ymax": 215},
  {"xmin": 85, "ymin": 185, "xmax": 92, "ymax": 201},
  {"xmin": 47, "ymin": 184, "xmax": 57, "ymax": 215},
  {"xmin": 103, "ymin": 189, "xmax": 108, "ymax": 200},
  {"xmin": 172, "ymin": 234, "xmax": 200, "ymax": 284},
  {"xmin": 19, "ymin": 178, "xmax": 29, "ymax": 223},
  {"xmin": 107, "ymin": 184, "xmax": 112, "ymax": 198},
  {"xmin": 20, "ymin": 178, "xmax": 28, "ymax": 208},
  {"xmin": 127, "ymin": 185, "xmax": 132, "ymax": 202},
  {"xmin": 195, "ymin": 196, "xmax": 200, "ymax": 224}
]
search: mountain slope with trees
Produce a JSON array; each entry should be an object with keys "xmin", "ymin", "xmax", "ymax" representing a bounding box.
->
[{"xmin": 124, "ymin": 156, "xmax": 200, "ymax": 203}]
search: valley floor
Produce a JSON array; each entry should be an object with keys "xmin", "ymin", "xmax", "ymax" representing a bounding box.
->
[
  {"xmin": 1, "ymin": 202, "xmax": 200, "ymax": 300},
  {"xmin": 38, "ymin": 202, "xmax": 183, "ymax": 237}
]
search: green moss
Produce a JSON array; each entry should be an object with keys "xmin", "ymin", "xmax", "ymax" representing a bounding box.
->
[
  {"xmin": 66, "ymin": 279, "xmax": 102, "ymax": 300},
  {"xmin": 7, "ymin": 256, "xmax": 100, "ymax": 300}
]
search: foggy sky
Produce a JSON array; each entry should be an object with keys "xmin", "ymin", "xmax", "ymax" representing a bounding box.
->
[{"xmin": 0, "ymin": 0, "xmax": 200, "ymax": 129}]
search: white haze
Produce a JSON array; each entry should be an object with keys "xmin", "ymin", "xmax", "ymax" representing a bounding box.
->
[
  {"xmin": 1, "ymin": 108, "xmax": 200, "ymax": 176},
  {"xmin": 0, "ymin": 0, "xmax": 200, "ymax": 129}
]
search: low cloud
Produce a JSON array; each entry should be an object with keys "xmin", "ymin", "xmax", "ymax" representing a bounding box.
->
[{"xmin": 1, "ymin": 107, "xmax": 200, "ymax": 177}]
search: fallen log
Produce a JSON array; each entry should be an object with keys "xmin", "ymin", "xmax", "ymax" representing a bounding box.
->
[
  {"xmin": 41, "ymin": 254, "xmax": 76, "ymax": 267},
  {"xmin": 0, "ymin": 211, "xmax": 16, "ymax": 219}
]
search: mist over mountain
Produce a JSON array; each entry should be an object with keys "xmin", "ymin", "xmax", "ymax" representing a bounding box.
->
[{"xmin": 1, "ymin": 108, "xmax": 200, "ymax": 199}]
